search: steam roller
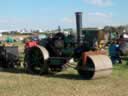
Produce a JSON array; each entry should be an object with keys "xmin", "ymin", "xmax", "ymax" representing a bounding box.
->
[{"xmin": 24, "ymin": 12, "xmax": 112, "ymax": 79}]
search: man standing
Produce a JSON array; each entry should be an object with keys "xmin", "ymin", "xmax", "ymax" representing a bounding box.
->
[{"xmin": 109, "ymin": 40, "xmax": 122, "ymax": 64}]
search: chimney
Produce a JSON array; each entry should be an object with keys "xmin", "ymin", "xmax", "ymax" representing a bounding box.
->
[{"xmin": 75, "ymin": 12, "xmax": 83, "ymax": 46}]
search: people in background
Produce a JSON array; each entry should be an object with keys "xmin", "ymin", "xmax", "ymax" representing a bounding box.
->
[
  {"xmin": 24, "ymin": 38, "xmax": 38, "ymax": 65},
  {"xmin": 109, "ymin": 39, "xmax": 122, "ymax": 64},
  {"xmin": 115, "ymin": 40, "xmax": 122, "ymax": 64},
  {"xmin": 99, "ymin": 40, "xmax": 105, "ymax": 50}
]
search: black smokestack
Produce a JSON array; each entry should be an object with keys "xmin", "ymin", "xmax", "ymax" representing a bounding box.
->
[{"xmin": 75, "ymin": 12, "xmax": 82, "ymax": 46}]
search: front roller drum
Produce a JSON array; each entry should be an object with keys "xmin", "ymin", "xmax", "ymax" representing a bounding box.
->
[
  {"xmin": 77, "ymin": 55, "xmax": 112, "ymax": 79},
  {"xmin": 24, "ymin": 45, "xmax": 49, "ymax": 74}
]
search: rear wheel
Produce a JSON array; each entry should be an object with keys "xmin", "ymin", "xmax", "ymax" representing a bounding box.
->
[{"xmin": 24, "ymin": 46, "xmax": 49, "ymax": 75}]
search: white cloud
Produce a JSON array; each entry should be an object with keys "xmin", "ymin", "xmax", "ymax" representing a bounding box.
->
[
  {"xmin": 0, "ymin": 18, "xmax": 31, "ymax": 25},
  {"xmin": 84, "ymin": 0, "xmax": 112, "ymax": 6},
  {"xmin": 61, "ymin": 12, "xmax": 113, "ymax": 28},
  {"xmin": 60, "ymin": 12, "xmax": 113, "ymax": 28},
  {"xmin": 87, "ymin": 12, "xmax": 112, "ymax": 18},
  {"xmin": 60, "ymin": 17, "xmax": 76, "ymax": 28},
  {"xmin": 61, "ymin": 17, "xmax": 75, "ymax": 24},
  {"xmin": 84, "ymin": 12, "xmax": 113, "ymax": 27},
  {"xmin": 0, "ymin": 17, "xmax": 48, "ymax": 30}
]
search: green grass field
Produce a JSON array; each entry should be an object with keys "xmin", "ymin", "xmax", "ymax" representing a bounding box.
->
[
  {"xmin": 0, "ymin": 64, "xmax": 128, "ymax": 96},
  {"xmin": 0, "ymin": 42, "xmax": 128, "ymax": 96}
]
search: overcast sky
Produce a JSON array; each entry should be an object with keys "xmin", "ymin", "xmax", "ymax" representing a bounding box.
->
[{"xmin": 0, "ymin": 0, "xmax": 127, "ymax": 30}]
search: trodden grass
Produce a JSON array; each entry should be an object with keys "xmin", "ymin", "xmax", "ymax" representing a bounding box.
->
[
  {"xmin": 0, "ymin": 63, "xmax": 128, "ymax": 96},
  {"xmin": 0, "ymin": 42, "xmax": 128, "ymax": 96}
]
